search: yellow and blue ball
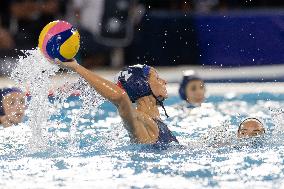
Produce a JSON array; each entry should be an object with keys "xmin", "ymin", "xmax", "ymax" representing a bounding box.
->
[{"xmin": 38, "ymin": 20, "xmax": 80, "ymax": 62}]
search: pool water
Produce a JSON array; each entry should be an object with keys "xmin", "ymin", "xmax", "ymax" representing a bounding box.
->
[{"xmin": 1, "ymin": 92, "xmax": 284, "ymax": 189}]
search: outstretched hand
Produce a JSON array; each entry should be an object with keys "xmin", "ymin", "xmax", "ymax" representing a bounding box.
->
[{"xmin": 54, "ymin": 58, "xmax": 80, "ymax": 71}]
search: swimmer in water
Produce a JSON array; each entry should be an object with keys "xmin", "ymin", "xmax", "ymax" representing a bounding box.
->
[
  {"xmin": 200, "ymin": 118, "xmax": 265, "ymax": 148},
  {"xmin": 179, "ymin": 70, "xmax": 205, "ymax": 108},
  {"xmin": 56, "ymin": 59, "xmax": 178, "ymax": 144},
  {"xmin": 0, "ymin": 88, "xmax": 26, "ymax": 128},
  {"xmin": 237, "ymin": 118, "xmax": 265, "ymax": 138}
]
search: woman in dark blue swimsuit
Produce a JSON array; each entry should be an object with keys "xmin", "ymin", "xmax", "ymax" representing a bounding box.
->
[{"xmin": 57, "ymin": 59, "xmax": 178, "ymax": 144}]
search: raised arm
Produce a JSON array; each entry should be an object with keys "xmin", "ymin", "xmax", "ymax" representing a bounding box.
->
[
  {"xmin": 58, "ymin": 59, "xmax": 128, "ymax": 105},
  {"xmin": 57, "ymin": 59, "xmax": 157, "ymax": 143},
  {"xmin": 58, "ymin": 60, "xmax": 139, "ymax": 123}
]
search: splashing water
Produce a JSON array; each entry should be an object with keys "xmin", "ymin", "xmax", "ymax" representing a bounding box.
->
[
  {"xmin": 10, "ymin": 49, "xmax": 59, "ymax": 150},
  {"xmin": 9, "ymin": 48, "xmax": 105, "ymax": 152},
  {"xmin": 200, "ymin": 120, "xmax": 234, "ymax": 148},
  {"xmin": 1, "ymin": 89, "xmax": 284, "ymax": 188},
  {"xmin": 53, "ymin": 76, "xmax": 105, "ymax": 152},
  {"xmin": 270, "ymin": 108, "xmax": 284, "ymax": 134}
]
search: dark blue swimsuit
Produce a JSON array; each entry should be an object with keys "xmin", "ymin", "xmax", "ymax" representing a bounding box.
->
[{"xmin": 154, "ymin": 119, "xmax": 178, "ymax": 144}]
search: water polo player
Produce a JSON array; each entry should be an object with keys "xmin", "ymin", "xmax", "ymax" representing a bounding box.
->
[
  {"xmin": 237, "ymin": 118, "xmax": 265, "ymax": 138},
  {"xmin": 0, "ymin": 88, "xmax": 26, "ymax": 128},
  {"xmin": 56, "ymin": 59, "xmax": 178, "ymax": 144},
  {"xmin": 179, "ymin": 70, "xmax": 205, "ymax": 108}
]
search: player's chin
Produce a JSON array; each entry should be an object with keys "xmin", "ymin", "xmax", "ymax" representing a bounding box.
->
[{"xmin": 161, "ymin": 90, "xmax": 168, "ymax": 99}]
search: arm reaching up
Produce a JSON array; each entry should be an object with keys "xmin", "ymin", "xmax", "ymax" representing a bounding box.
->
[
  {"xmin": 55, "ymin": 59, "xmax": 172, "ymax": 144},
  {"xmin": 57, "ymin": 59, "xmax": 128, "ymax": 106},
  {"xmin": 56, "ymin": 59, "xmax": 144, "ymax": 136}
]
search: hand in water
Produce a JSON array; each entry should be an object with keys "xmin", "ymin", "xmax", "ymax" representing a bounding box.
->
[{"xmin": 54, "ymin": 58, "xmax": 80, "ymax": 71}]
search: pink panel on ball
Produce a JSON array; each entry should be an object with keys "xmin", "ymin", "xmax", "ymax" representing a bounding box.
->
[
  {"xmin": 41, "ymin": 47, "xmax": 50, "ymax": 59},
  {"xmin": 42, "ymin": 21, "xmax": 72, "ymax": 57}
]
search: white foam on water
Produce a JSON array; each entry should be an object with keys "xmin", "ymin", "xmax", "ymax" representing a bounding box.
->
[
  {"xmin": 4, "ymin": 49, "xmax": 284, "ymax": 188},
  {"xmin": 10, "ymin": 49, "xmax": 59, "ymax": 151},
  {"xmin": 1, "ymin": 91, "xmax": 284, "ymax": 188},
  {"xmin": 270, "ymin": 108, "xmax": 284, "ymax": 133},
  {"xmin": 9, "ymin": 49, "xmax": 105, "ymax": 153},
  {"xmin": 54, "ymin": 76, "xmax": 105, "ymax": 153}
]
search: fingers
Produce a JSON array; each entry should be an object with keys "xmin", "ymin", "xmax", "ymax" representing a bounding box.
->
[
  {"xmin": 54, "ymin": 58, "xmax": 61, "ymax": 65},
  {"xmin": 53, "ymin": 58, "xmax": 79, "ymax": 70},
  {"xmin": 68, "ymin": 58, "xmax": 77, "ymax": 64},
  {"xmin": 55, "ymin": 58, "xmax": 67, "ymax": 66},
  {"xmin": 55, "ymin": 58, "xmax": 76, "ymax": 64},
  {"xmin": 54, "ymin": 58, "xmax": 68, "ymax": 69}
]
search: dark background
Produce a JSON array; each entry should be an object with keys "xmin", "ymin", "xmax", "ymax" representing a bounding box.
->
[{"xmin": 0, "ymin": 0, "xmax": 283, "ymax": 72}]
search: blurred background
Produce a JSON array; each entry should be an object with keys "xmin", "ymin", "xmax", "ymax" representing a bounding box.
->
[{"xmin": 0, "ymin": 0, "xmax": 283, "ymax": 82}]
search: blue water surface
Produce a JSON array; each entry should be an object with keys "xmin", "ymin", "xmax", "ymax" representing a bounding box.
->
[{"xmin": 1, "ymin": 92, "xmax": 284, "ymax": 189}]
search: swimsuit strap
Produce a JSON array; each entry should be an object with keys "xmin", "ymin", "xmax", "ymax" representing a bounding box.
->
[{"xmin": 154, "ymin": 119, "xmax": 178, "ymax": 144}]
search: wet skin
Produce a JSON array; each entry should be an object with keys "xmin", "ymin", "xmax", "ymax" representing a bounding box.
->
[
  {"xmin": 237, "ymin": 119, "xmax": 265, "ymax": 138},
  {"xmin": 185, "ymin": 79, "xmax": 205, "ymax": 105},
  {"xmin": 148, "ymin": 68, "xmax": 168, "ymax": 100},
  {"xmin": 1, "ymin": 92, "xmax": 26, "ymax": 127},
  {"xmin": 57, "ymin": 59, "xmax": 171, "ymax": 143}
]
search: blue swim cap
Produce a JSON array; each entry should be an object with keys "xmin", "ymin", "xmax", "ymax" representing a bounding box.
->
[
  {"xmin": 116, "ymin": 64, "xmax": 151, "ymax": 102},
  {"xmin": 0, "ymin": 87, "xmax": 22, "ymax": 116},
  {"xmin": 179, "ymin": 71, "xmax": 202, "ymax": 101}
]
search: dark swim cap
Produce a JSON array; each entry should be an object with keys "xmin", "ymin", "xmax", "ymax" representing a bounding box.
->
[
  {"xmin": 179, "ymin": 71, "xmax": 203, "ymax": 101},
  {"xmin": 116, "ymin": 64, "xmax": 170, "ymax": 118},
  {"xmin": 0, "ymin": 87, "xmax": 22, "ymax": 116},
  {"xmin": 116, "ymin": 64, "xmax": 151, "ymax": 102}
]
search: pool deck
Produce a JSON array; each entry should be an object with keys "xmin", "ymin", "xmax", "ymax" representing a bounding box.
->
[{"xmin": 1, "ymin": 64, "xmax": 284, "ymax": 95}]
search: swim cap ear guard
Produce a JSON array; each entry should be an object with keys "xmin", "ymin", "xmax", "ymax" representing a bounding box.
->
[
  {"xmin": 116, "ymin": 64, "xmax": 151, "ymax": 102},
  {"xmin": 179, "ymin": 70, "xmax": 203, "ymax": 101},
  {"xmin": 116, "ymin": 64, "xmax": 169, "ymax": 118},
  {"xmin": 0, "ymin": 88, "xmax": 22, "ymax": 116}
]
